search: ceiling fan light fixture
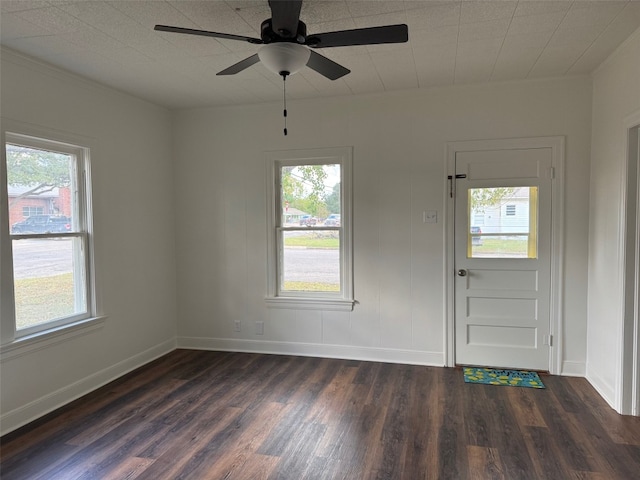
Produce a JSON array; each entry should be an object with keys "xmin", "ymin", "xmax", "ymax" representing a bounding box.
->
[{"xmin": 258, "ymin": 43, "xmax": 310, "ymax": 76}]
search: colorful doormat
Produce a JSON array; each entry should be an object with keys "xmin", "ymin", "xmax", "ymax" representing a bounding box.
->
[{"xmin": 463, "ymin": 367, "xmax": 545, "ymax": 389}]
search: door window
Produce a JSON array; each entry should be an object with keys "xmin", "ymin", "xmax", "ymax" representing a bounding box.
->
[{"xmin": 467, "ymin": 186, "xmax": 538, "ymax": 259}]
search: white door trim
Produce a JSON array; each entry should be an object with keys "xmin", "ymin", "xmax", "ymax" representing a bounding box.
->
[
  {"xmin": 620, "ymin": 110, "xmax": 640, "ymax": 415},
  {"xmin": 444, "ymin": 136, "xmax": 565, "ymax": 374}
]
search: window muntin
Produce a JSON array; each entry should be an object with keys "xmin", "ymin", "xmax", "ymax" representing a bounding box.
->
[
  {"xmin": 267, "ymin": 148, "xmax": 353, "ymax": 310},
  {"xmin": 4, "ymin": 133, "xmax": 93, "ymax": 337},
  {"xmin": 468, "ymin": 186, "xmax": 538, "ymax": 259}
]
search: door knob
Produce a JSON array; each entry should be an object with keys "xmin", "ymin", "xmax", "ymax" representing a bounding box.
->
[{"xmin": 457, "ymin": 269, "xmax": 468, "ymax": 277}]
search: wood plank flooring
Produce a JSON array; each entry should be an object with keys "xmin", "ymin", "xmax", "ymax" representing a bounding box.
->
[{"xmin": 2, "ymin": 350, "xmax": 640, "ymax": 479}]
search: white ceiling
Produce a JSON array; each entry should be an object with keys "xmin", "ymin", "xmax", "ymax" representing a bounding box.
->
[{"xmin": 2, "ymin": 0, "xmax": 640, "ymax": 109}]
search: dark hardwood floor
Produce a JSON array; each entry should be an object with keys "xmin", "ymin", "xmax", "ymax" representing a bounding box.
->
[{"xmin": 2, "ymin": 350, "xmax": 640, "ymax": 479}]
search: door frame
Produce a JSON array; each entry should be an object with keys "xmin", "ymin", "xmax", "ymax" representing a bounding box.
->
[
  {"xmin": 620, "ymin": 110, "xmax": 640, "ymax": 415},
  {"xmin": 444, "ymin": 136, "xmax": 565, "ymax": 374}
]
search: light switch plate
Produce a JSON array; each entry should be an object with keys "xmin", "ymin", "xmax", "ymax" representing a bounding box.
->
[{"xmin": 423, "ymin": 210, "xmax": 437, "ymax": 223}]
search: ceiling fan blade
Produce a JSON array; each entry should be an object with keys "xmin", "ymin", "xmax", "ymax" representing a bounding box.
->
[
  {"xmin": 154, "ymin": 25, "xmax": 262, "ymax": 44},
  {"xmin": 306, "ymin": 24, "xmax": 408, "ymax": 48},
  {"xmin": 268, "ymin": 0, "xmax": 302, "ymax": 38},
  {"xmin": 306, "ymin": 50, "xmax": 350, "ymax": 80},
  {"xmin": 217, "ymin": 54, "xmax": 261, "ymax": 75}
]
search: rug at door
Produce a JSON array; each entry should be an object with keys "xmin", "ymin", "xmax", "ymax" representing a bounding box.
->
[{"xmin": 463, "ymin": 367, "xmax": 545, "ymax": 389}]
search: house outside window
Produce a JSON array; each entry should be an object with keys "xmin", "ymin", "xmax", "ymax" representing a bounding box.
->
[
  {"xmin": 266, "ymin": 147, "xmax": 354, "ymax": 311},
  {"xmin": 2, "ymin": 131, "xmax": 95, "ymax": 339}
]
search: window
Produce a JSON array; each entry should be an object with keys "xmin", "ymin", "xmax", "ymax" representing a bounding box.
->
[
  {"xmin": 266, "ymin": 147, "xmax": 353, "ymax": 311},
  {"xmin": 22, "ymin": 206, "xmax": 44, "ymax": 217},
  {"xmin": 2, "ymin": 132, "xmax": 95, "ymax": 339},
  {"xmin": 467, "ymin": 186, "xmax": 538, "ymax": 259}
]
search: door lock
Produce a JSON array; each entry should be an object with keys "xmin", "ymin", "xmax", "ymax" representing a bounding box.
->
[{"xmin": 457, "ymin": 269, "xmax": 468, "ymax": 277}]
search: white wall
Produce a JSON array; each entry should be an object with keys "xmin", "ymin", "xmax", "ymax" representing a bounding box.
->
[
  {"xmin": 0, "ymin": 49, "xmax": 177, "ymax": 435},
  {"xmin": 173, "ymin": 76, "xmax": 593, "ymax": 371},
  {"xmin": 587, "ymin": 27, "xmax": 640, "ymax": 410}
]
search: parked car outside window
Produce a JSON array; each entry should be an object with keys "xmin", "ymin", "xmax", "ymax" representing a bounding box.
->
[
  {"xmin": 11, "ymin": 215, "xmax": 71, "ymax": 234},
  {"xmin": 471, "ymin": 226, "xmax": 482, "ymax": 245},
  {"xmin": 299, "ymin": 215, "xmax": 317, "ymax": 226},
  {"xmin": 325, "ymin": 214, "xmax": 341, "ymax": 226}
]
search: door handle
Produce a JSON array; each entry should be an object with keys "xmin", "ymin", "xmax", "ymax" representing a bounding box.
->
[{"xmin": 457, "ymin": 269, "xmax": 468, "ymax": 277}]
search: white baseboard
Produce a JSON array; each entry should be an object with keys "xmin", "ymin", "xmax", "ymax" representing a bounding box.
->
[
  {"xmin": 561, "ymin": 360, "xmax": 586, "ymax": 377},
  {"xmin": 0, "ymin": 338, "xmax": 176, "ymax": 436},
  {"xmin": 177, "ymin": 336, "xmax": 445, "ymax": 367},
  {"xmin": 586, "ymin": 363, "xmax": 618, "ymax": 412}
]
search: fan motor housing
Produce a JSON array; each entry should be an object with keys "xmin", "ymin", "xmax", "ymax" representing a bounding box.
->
[{"xmin": 261, "ymin": 19, "xmax": 307, "ymax": 44}]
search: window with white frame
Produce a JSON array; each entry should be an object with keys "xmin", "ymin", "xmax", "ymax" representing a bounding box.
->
[
  {"xmin": 266, "ymin": 147, "xmax": 353, "ymax": 311},
  {"xmin": 22, "ymin": 206, "xmax": 44, "ymax": 217},
  {"xmin": 2, "ymin": 132, "xmax": 94, "ymax": 339}
]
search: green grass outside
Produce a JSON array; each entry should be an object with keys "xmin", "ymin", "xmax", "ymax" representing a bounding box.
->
[
  {"xmin": 284, "ymin": 237, "xmax": 339, "ymax": 248},
  {"xmin": 283, "ymin": 281, "xmax": 340, "ymax": 292},
  {"xmin": 473, "ymin": 238, "xmax": 530, "ymax": 255},
  {"xmin": 14, "ymin": 273, "xmax": 75, "ymax": 329}
]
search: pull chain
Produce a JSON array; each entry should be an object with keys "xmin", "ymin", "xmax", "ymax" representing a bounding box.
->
[{"xmin": 282, "ymin": 73, "xmax": 288, "ymax": 136}]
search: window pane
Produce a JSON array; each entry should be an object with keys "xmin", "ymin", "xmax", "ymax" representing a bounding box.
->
[
  {"xmin": 280, "ymin": 164, "xmax": 340, "ymax": 226},
  {"xmin": 6, "ymin": 143, "xmax": 77, "ymax": 234},
  {"xmin": 22, "ymin": 206, "xmax": 44, "ymax": 217},
  {"xmin": 468, "ymin": 186, "xmax": 538, "ymax": 259},
  {"xmin": 281, "ymin": 230, "xmax": 340, "ymax": 292},
  {"xmin": 12, "ymin": 238, "xmax": 87, "ymax": 330}
]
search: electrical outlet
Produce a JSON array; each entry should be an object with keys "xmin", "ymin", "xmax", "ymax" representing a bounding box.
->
[
  {"xmin": 255, "ymin": 321, "xmax": 264, "ymax": 335},
  {"xmin": 234, "ymin": 320, "xmax": 241, "ymax": 332}
]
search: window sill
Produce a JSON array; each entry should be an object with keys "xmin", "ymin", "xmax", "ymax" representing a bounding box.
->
[
  {"xmin": 0, "ymin": 316, "xmax": 106, "ymax": 361},
  {"xmin": 265, "ymin": 297, "xmax": 355, "ymax": 311}
]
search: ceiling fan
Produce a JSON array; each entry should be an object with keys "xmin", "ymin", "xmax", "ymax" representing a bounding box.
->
[{"xmin": 154, "ymin": 0, "xmax": 409, "ymax": 81}]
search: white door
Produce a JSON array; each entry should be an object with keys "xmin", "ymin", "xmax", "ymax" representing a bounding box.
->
[{"xmin": 454, "ymin": 147, "xmax": 553, "ymax": 371}]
